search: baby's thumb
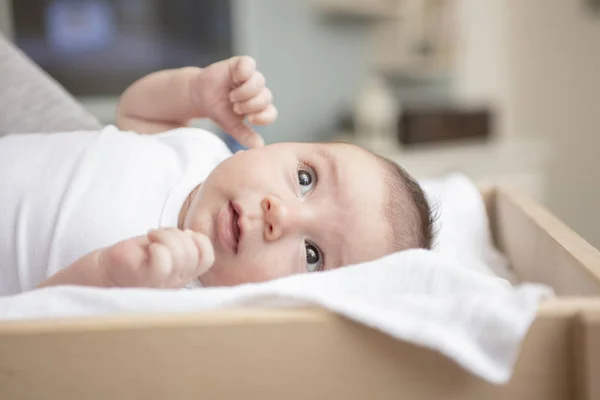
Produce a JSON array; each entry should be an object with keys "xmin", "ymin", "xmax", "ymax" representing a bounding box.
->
[
  {"xmin": 212, "ymin": 107, "xmax": 264, "ymax": 148},
  {"xmin": 229, "ymin": 123, "xmax": 264, "ymax": 148},
  {"xmin": 187, "ymin": 231, "xmax": 215, "ymax": 276}
]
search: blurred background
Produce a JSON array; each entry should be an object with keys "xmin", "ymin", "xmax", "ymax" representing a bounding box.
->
[{"xmin": 0, "ymin": 0, "xmax": 599, "ymax": 248}]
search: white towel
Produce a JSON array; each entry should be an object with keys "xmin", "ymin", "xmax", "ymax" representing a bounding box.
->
[
  {"xmin": 421, "ymin": 173, "xmax": 519, "ymax": 282},
  {"xmin": 0, "ymin": 250, "xmax": 551, "ymax": 384}
]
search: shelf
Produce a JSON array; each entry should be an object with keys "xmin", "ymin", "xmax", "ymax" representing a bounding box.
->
[{"xmin": 311, "ymin": 0, "xmax": 398, "ymax": 19}]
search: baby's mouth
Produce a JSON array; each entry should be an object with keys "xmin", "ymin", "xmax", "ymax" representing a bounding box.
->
[
  {"xmin": 231, "ymin": 203, "xmax": 241, "ymax": 246},
  {"xmin": 217, "ymin": 201, "xmax": 242, "ymax": 254}
]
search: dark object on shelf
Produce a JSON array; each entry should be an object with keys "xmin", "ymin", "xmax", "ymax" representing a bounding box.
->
[
  {"xmin": 398, "ymin": 106, "xmax": 493, "ymax": 146},
  {"xmin": 335, "ymin": 109, "xmax": 356, "ymax": 134}
]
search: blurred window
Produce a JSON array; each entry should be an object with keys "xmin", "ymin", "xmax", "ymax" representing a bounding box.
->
[{"xmin": 11, "ymin": 0, "xmax": 232, "ymax": 95}]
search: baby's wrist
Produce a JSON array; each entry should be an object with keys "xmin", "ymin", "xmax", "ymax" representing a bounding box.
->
[
  {"xmin": 96, "ymin": 248, "xmax": 121, "ymax": 288},
  {"xmin": 186, "ymin": 67, "xmax": 210, "ymax": 118},
  {"xmin": 37, "ymin": 249, "xmax": 117, "ymax": 289}
]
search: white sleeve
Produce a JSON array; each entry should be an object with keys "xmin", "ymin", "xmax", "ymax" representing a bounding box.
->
[{"xmin": 153, "ymin": 127, "xmax": 233, "ymax": 166}]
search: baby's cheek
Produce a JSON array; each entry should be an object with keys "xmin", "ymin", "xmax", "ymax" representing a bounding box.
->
[
  {"xmin": 242, "ymin": 246, "xmax": 303, "ymax": 280},
  {"xmin": 202, "ymin": 249, "xmax": 299, "ymax": 286}
]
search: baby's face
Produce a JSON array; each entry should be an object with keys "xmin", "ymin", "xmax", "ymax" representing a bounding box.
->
[{"xmin": 181, "ymin": 142, "xmax": 390, "ymax": 286}]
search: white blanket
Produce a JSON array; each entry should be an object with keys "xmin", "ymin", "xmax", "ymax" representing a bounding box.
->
[
  {"xmin": 0, "ymin": 173, "xmax": 551, "ymax": 384},
  {"xmin": 0, "ymin": 250, "xmax": 550, "ymax": 384},
  {"xmin": 421, "ymin": 173, "xmax": 519, "ymax": 282}
]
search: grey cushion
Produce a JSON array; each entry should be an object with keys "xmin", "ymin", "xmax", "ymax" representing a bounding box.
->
[{"xmin": 0, "ymin": 34, "xmax": 101, "ymax": 135}]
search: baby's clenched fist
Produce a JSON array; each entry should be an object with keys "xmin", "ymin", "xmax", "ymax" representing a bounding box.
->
[
  {"xmin": 100, "ymin": 228, "xmax": 214, "ymax": 289},
  {"xmin": 191, "ymin": 56, "xmax": 277, "ymax": 148}
]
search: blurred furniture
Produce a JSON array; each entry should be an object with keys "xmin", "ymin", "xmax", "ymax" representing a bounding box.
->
[
  {"xmin": 311, "ymin": 0, "xmax": 398, "ymax": 18},
  {"xmin": 313, "ymin": 0, "xmax": 456, "ymax": 79},
  {"xmin": 371, "ymin": 0, "xmax": 455, "ymax": 79},
  {"xmin": 399, "ymin": 105, "xmax": 492, "ymax": 145}
]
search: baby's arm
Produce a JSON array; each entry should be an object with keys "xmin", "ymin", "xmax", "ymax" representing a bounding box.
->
[
  {"xmin": 116, "ymin": 67, "xmax": 204, "ymax": 134},
  {"xmin": 37, "ymin": 229, "xmax": 213, "ymax": 289},
  {"xmin": 116, "ymin": 56, "xmax": 276, "ymax": 148},
  {"xmin": 37, "ymin": 248, "xmax": 108, "ymax": 288}
]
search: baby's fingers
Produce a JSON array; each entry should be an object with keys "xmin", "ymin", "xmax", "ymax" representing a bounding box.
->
[
  {"xmin": 248, "ymin": 105, "xmax": 278, "ymax": 126},
  {"xmin": 211, "ymin": 104, "xmax": 265, "ymax": 148},
  {"xmin": 229, "ymin": 71, "xmax": 265, "ymax": 103},
  {"xmin": 233, "ymin": 88, "xmax": 273, "ymax": 115},
  {"xmin": 148, "ymin": 243, "xmax": 173, "ymax": 286},
  {"xmin": 148, "ymin": 229, "xmax": 212, "ymax": 286},
  {"xmin": 148, "ymin": 228, "xmax": 185, "ymax": 262},
  {"xmin": 230, "ymin": 56, "xmax": 256, "ymax": 86},
  {"xmin": 185, "ymin": 230, "xmax": 215, "ymax": 276}
]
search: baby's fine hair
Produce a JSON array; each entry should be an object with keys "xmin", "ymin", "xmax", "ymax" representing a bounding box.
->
[{"xmin": 371, "ymin": 152, "xmax": 435, "ymax": 251}]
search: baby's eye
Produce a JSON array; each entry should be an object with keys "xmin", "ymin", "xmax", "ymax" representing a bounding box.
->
[
  {"xmin": 305, "ymin": 241, "xmax": 324, "ymax": 272},
  {"xmin": 297, "ymin": 165, "xmax": 317, "ymax": 197}
]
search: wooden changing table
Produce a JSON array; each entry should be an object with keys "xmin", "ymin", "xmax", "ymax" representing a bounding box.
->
[{"xmin": 0, "ymin": 187, "xmax": 599, "ymax": 400}]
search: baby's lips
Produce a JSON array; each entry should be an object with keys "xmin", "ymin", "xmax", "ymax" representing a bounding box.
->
[{"xmin": 185, "ymin": 229, "xmax": 215, "ymax": 275}]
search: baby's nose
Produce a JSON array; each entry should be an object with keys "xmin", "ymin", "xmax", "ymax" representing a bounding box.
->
[{"xmin": 261, "ymin": 195, "xmax": 311, "ymax": 242}]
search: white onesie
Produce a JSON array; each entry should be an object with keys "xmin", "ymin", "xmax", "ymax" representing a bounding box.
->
[{"xmin": 0, "ymin": 125, "xmax": 232, "ymax": 295}]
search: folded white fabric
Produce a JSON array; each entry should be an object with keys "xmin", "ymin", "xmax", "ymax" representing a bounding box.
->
[
  {"xmin": 420, "ymin": 173, "xmax": 519, "ymax": 282},
  {"xmin": 0, "ymin": 249, "xmax": 551, "ymax": 384}
]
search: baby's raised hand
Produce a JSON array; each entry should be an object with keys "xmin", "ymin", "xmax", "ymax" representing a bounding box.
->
[
  {"xmin": 100, "ymin": 228, "xmax": 214, "ymax": 289},
  {"xmin": 192, "ymin": 56, "xmax": 277, "ymax": 148}
]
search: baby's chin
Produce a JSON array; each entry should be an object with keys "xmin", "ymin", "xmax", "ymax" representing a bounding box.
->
[
  {"xmin": 183, "ymin": 198, "xmax": 215, "ymax": 244},
  {"xmin": 197, "ymin": 261, "xmax": 237, "ymax": 287},
  {"xmin": 198, "ymin": 262, "xmax": 263, "ymax": 287},
  {"xmin": 183, "ymin": 207, "xmax": 212, "ymax": 239}
]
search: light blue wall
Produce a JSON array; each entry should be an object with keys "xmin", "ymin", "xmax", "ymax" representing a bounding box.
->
[{"xmin": 234, "ymin": 0, "xmax": 372, "ymax": 143}]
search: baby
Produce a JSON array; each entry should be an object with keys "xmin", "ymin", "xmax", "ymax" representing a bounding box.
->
[{"xmin": 0, "ymin": 56, "xmax": 433, "ymax": 295}]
